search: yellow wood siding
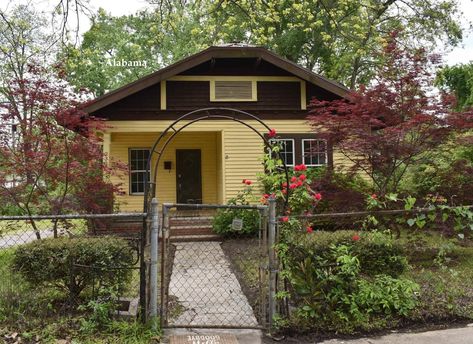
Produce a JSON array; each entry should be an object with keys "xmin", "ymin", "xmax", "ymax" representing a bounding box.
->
[
  {"xmin": 106, "ymin": 119, "xmax": 353, "ymax": 211},
  {"xmin": 110, "ymin": 131, "xmax": 218, "ymax": 212}
]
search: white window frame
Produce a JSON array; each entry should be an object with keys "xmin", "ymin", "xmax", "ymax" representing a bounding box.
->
[
  {"xmin": 270, "ymin": 138, "xmax": 295, "ymax": 167},
  {"xmin": 129, "ymin": 148, "xmax": 151, "ymax": 195},
  {"xmin": 302, "ymin": 139, "xmax": 328, "ymax": 167}
]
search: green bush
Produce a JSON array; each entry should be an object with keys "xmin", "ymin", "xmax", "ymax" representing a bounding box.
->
[
  {"xmin": 353, "ymin": 231, "xmax": 407, "ymax": 277},
  {"xmin": 277, "ymin": 227, "xmax": 417, "ymax": 333},
  {"xmin": 13, "ymin": 237, "xmax": 135, "ymax": 299},
  {"xmin": 212, "ymin": 186, "xmax": 261, "ymax": 236},
  {"xmin": 212, "ymin": 208, "xmax": 261, "ymax": 236},
  {"xmin": 282, "ymin": 229, "xmax": 407, "ymax": 278}
]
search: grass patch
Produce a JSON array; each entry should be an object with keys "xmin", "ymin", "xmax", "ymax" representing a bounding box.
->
[
  {"xmin": 398, "ymin": 230, "xmax": 473, "ymax": 322},
  {"xmin": 0, "ymin": 219, "xmax": 88, "ymax": 242}
]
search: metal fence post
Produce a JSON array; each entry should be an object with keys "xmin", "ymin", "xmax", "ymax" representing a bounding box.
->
[
  {"xmin": 268, "ymin": 196, "xmax": 277, "ymax": 331},
  {"xmin": 150, "ymin": 198, "xmax": 159, "ymax": 329}
]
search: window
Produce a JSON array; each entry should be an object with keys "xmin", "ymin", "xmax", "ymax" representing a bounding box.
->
[
  {"xmin": 270, "ymin": 139, "xmax": 295, "ymax": 166},
  {"xmin": 211, "ymin": 80, "xmax": 256, "ymax": 101},
  {"xmin": 302, "ymin": 139, "xmax": 327, "ymax": 166},
  {"xmin": 129, "ymin": 148, "xmax": 150, "ymax": 194}
]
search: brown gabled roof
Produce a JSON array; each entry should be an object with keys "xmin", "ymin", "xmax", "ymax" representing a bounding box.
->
[{"xmin": 84, "ymin": 45, "xmax": 350, "ymax": 113}]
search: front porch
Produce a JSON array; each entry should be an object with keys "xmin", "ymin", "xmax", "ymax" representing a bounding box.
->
[{"xmin": 107, "ymin": 131, "xmax": 225, "ymax": 212}]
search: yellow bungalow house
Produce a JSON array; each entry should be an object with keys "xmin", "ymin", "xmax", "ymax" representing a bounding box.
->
[{"xmin": 84, "ymin": 44, "xmax": 349, "ymax": 212}]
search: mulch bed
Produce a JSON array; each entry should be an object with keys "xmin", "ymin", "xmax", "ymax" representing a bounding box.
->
[{"xmin": 221, "ymin": 237, "xmax": 266, "ymax": 319}]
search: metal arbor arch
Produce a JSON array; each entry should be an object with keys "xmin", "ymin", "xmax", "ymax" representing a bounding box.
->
[{"xmin": 142, "ymin": 107, "xmax": 290, "ymax": 213}]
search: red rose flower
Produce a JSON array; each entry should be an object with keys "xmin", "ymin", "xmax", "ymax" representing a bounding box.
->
[
  {"xmin": 263, "ymin": 194, "xmax": 270, "ymax": 199},
  {"xmin": 282, "ymin": 182, "xmax": 288, "ymax": 187},
  {"xmin": 281, "ymin": 216, "xmax": 289, "ymax": 222},
  {"xmin": 371, "ymin": 194, "xmax": 377, "ymax": 200},
  {"xmin": 245, "ymin": 179, "xmax": 252, "ymax": 185},
  {"xmin": 291, "ymin": 176, "xmax": 297, "ymax": 182},
  {"xmin": 289, "ymin": 183, "xmax": 298, "ymax": 189},
  {"xmin": 306, "ymin": 226, "xmax": 313, "ymax": 233},
  {"xmin": 299, "ymin": 174, "xmax": 306, "ymax": 181},
  {"xmin": 352, "ymin": 234, "xmax": 360, "ymax": 241},
  {"xmin": 268, "ymin": 128, "xmax": 277, "ymax": 138},
  {"xmin": 282, "ymin": 188, "xmax": 287, "ymax": 194},
  {"xmin": 314, "ymin": 193, "xmax": 322, "ymax": 201},
  {"xmin": 294, "ymin": 164, "xmax": 307, "ymax": 171},
  {"xmin": 296, "ymin": 180, "xmax": 303, "ymax": 187}
]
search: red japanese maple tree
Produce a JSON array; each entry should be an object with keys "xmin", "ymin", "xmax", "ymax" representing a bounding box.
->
[
  {"xmin": 307, "ymin": 32, "xmax": 473, "ymax": 196},
  {"xmin": 0, "ymin": 64, "xmax": 124, "ymax": 238}
]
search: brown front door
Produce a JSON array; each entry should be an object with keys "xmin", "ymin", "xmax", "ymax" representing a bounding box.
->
[{"xmin": 176, "ymin": 149, "xmax": 202, "ymax": 204}]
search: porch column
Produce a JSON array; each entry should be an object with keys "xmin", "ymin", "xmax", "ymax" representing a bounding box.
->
[{"xmin": 102, "ymin": 132, "xmax": 111, "ymax": 167}]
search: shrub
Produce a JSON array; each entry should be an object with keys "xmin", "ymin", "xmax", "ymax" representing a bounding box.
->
[
  {"xmin": 281, "ymin": 228, "xmax": 407, "ymax": 278},
  {"xmin": 412, "ymin": 159, "xmax": 473, "ymax": 205},
  {"xmin": 212, "ymin": 208, "xmax": 261, "ymax": 236},
  {"xmin": 213, "ymin": 183, "xmax": 261, "ymax": 236},
  {"xmin": 13, "ymin": 237, "xmax": 135, "ymax": 300},
  {"xmin": 309, "ymin": 169, "xmax": 370, "ymax": 213},
  {"xmin": 352, "ymin": 231, "xmax": 407, "ymax": 277},
  {"xmin": 277, "ymin": 227, "xmax": 417, "ymax": 333}
]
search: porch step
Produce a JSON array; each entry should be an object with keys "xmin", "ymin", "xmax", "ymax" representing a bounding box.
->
[
  {"xmin": 169, "ymin": 215, "xmax": 214, "ymax": 236},
  {"xmin": 170, "ymin": 234, "xmax": 222, "ymax": 242}
]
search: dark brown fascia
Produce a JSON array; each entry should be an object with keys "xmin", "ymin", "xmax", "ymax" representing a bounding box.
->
[{"xmin": 84, "ymin": 46, "xmax": 350, "ymax": 114}]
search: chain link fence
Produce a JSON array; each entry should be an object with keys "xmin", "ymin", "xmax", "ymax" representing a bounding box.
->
[
  {"xmin": 0, "ymin": 213, "xmax": 146, "ymax": 333},
  {"xmin": 157, "ymin": 203, "xmax": 270, "ymax": 329},
  {"xmin": 287, "ymin": 205, "xmax": 473, "ymax": 234},
  {"xmin": 276, "ymin": 205, "xmax": 473, "ymax": 318}
]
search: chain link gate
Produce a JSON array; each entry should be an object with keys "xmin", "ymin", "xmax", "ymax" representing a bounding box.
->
[
  {"xmin": 153, "ymin": 202, "xmax": 272, "ymax": 329},
  {"xmin": 139, "ymin": 108, "xmax": 290, "ymax": 330}
]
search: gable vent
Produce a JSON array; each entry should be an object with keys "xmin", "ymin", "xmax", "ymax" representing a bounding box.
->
[{"xmin": 212, "ymin": 80, "xmax": 255, "ymax": 101}]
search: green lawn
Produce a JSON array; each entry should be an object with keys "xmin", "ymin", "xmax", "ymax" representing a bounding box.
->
[
  {"xmin": 398, "ymin": 230, "xmax": 473, "ymax": 322},
  {"xmin": 0, "ymin": 218, "xmax": 88, "ymax": 238}
]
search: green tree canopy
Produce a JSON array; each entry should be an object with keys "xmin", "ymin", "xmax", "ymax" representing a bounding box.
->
[
  {"xmin": 63, "ymin": 0, "xmax": 466, "ymax": 95},
  {"xmin": 207, "ymin": 0, "xmax": 464, "ymax": 88},
  {"xmin": 62, "ymin": 4, "xmax": 212, "ymax": 96},
  {"xmin": 0, "ymin": 5, "xmax": 57, "ymax": 96},
  {"xmin": 437, "ymin": 63, "xmax": 473, "ymax": 110}
]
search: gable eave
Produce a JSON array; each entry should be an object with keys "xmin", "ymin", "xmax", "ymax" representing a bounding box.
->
[{"xmin": 84, "ymin": 46, "xmax": 349, "ymax": 114}]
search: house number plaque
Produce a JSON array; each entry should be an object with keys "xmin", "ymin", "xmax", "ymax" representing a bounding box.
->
[{"xmin": 170, "ymin": 334, "xmax": 238, "ymax": 344}]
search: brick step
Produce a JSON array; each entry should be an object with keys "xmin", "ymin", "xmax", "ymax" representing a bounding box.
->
[
  {"xmin": 89, "ymin": 218, "xmax": 142, "ymax": 234},
  {"xmin": 170, "ymin": 226, "xmax": 215, "ymax": 236},
  {"xmin": 170, "ymin": 234, "xmax": 221, "ymax": 242},
  {"xmin": 169, "ymin": 217, "xmax": 213, "ymax": 226},
  {"xmin": 90, "ymin": 216, "xmax": 216, "ymax": 236}
]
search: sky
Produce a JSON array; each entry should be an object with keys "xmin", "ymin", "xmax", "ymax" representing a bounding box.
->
[{"xmin": 2, "ymin": 0, "xmax": 473, "ymax": 66}]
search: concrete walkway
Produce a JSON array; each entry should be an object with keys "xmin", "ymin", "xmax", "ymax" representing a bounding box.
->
[
  {"xmin": 168, "ymin": 241, "xmax": 258, "ymax": 327},
  {"xmin": 321, "ymin": 326, "xmax": 473, "ymax": 344}
]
